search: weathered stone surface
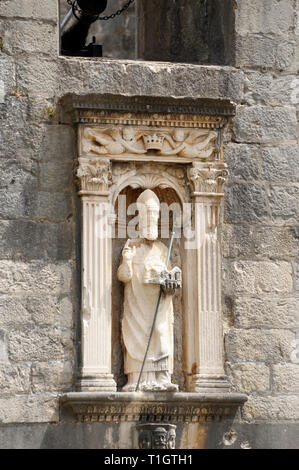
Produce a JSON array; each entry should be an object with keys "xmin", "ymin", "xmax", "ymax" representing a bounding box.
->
[
  {"xmin": 225, "ymin": 329, "xmax": 295, "ymax": 362},
  {"xmin": 17, "ymin": 55, "xmax": 243, "ymax": 102},
  {"xmin": 224, "ymin": 260, "xmax": 293, "ymax": 295},
  {"xmin": 0, "ymin": 191, "xmax": 27, "ymax": 219},
  {"xmin": 0, "ymin": 0, "xmax": 58, "ymax": 20},
  {"xmin": 222, "ymin": 224, "xmax": 299, "ymax": 259},
  {"xmin": 2, "ymin": 20, "xmax": 57, "ymax": 56},
  {"xmin": 0, "ymin": 330, "xmax": 8, "ymax": 363},
  {"xmin": 235, "ymin": 0, "xmax": 295, "ymax": 35},
  {"xmin": 0, "ymin": 158, "xmax": 37, "ymax": 191},
  {"xmin": 0, "ymin": 394, "xmax": 59, "ymax": 424},
  {"xmin": 39, "ymin": 161, "xmax": 73, "ymax": 192},
  {"xmin": 232, "ymin": 296, "xmax": 299, "ymax": 330},
  {"xmin": 244, "ymin": 72, "xmax": 299, "ymax": 106},
  {"xmin": 262, "ymin": 146, "xmax": 299, "ymax": 183},
  {"xmin": 31, "ymin": 361, "xmax": 73, "ymax": 393},
  {"xmin": 0, "ymin": 56, "xmax": 16, "ymax": 102},
  {"xmin": 23, "ymin": 191, "xmax": 73, "ymax": 221},
  {"xmin": 269, "ymin": 186, "xmax": 298, "ymax": 223},
  {"xmin": 236, "ymin": 35, "xmax": 295, "ymax": 70},
  {"xmin": 0, "ymin": 221, "xmax": 74, "ymax": 261},
  {"xmin": 0, "ymin": 261, "xmax": 72, "ymax": 296},
  {"xmin": 16, "ymin": 58, "xmax": 61, "ymax": 97},
  {"xmin": 226, "ymin": 362, "xmax": 270, "ymax": 393},
  {"xmin": 0, "ymin": 364, "xmax": 31, "ymax": 395},
  {"xmin": 24, "ymin": 295, "xmax": 71, "ymax": 327},
  {"xmin": 0, "ymin": 296, "xmax": 32, "ymax": 327},
  {"xmin": 0, "ymin": 123, "xmax": 44, "ymax": 160},
  {"xmin": 272, "ymin": 364, "xmax": 299, "ymax": 393},
  {"xmin": 39, "ymin": 125, "xmax": 76, "ymax": 162},
  {"xmin": 224, "ymin": 184, "xmax": 268, "ymax": 223},
  {"xmin": 8, "ymin": 327, "xmax": 73, "ymax": 362},
  {"xmin": 233, "ymin": 106, "xmax": 297, "ymax": 144},
  {"xmin": 224, "ymin": 144, "xmax": 260, "ymax": 181},
  {"xmin": 0, "ymin": 294, "xmax": 74, "ymax": 329},
  {"xmin": 242, "ymin": 396, "xmax": 299, "ymax": 422}
]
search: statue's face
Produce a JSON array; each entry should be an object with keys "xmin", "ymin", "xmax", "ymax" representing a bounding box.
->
[
  {"xmin": 123, "ymin": 128, "xmax": 135, "ymax": 141},
  {"xmin": 168, "ymin": 430, "xmax": 176, "ymax": 449},
  {"xmin": 174, "ymin": 129, "xmax": 185, "ymax": 142},
  {"xmin": 139, "ymin": 205, "xmax": 159, "ymax": 240},
  {"xmin": 153, "ymin": 430, "xmax": 168, "ymax": 449},
  {"xmin": 139, "ymin": 431, "xmax": 151, "ymax": 449}
]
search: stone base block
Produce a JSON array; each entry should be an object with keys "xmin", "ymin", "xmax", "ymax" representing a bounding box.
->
[
  {"xmin": 77, "ymin": 375, "xmax": 117, "ymax": 393},
  {"xmin": 191, "ymin": 375, "xmax": 231, "ymax": 394}
]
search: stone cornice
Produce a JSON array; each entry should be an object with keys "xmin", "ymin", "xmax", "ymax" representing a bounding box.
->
[
  {"xmin": 61, "ymin": 95, "xmax": 236, "ymax": 123},
  {"xmin": 61, "ymin": 392, "xmax": 247, "ymax": 424}
]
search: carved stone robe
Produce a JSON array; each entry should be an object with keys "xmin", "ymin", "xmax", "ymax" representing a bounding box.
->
[{"xmin": 118, "ymin": 239, "xmax": 174, "ymax": 375}]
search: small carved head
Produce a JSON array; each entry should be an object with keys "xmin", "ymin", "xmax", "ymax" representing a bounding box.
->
[
  {"xmin": 152, "ymin": 427, "xmax": 168, "ymax": 449},
  {"xmin": 168, "ymin": 428, "xmax": 176, "ymax": 449},
  {"xmin": 173, "ymin": 129, "xmax": 185, "ymax": 142},
  {"xmin": 137, "ymin": 189, "xmax": 160, "ymax": 241},
  {"xmin": 122, "ymin": 128, "xmax": 136, "ymax": 142},
  {"xmin": 138, "ymin": 430, "xmax": 152, "ymax": 449}
]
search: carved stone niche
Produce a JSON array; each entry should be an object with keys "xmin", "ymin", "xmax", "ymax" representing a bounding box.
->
[{"xmin": 61, "ymin": 98, "xmax": 247, "ymax": 448}]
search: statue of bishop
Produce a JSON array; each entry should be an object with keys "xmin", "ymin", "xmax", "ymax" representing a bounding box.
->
[{"xmin": 118, "ymin": 189, "xmax": 181, "ymax": 392}]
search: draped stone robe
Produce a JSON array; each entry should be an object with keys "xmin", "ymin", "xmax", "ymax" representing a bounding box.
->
[{"xmin": 118, "ymin": 239, "xmax": 174, "ymax": 376}]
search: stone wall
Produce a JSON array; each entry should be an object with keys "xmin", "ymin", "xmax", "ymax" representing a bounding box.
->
[{"xmin": 0, "ymin": 0, "xmax": 298, "ymax": 448}]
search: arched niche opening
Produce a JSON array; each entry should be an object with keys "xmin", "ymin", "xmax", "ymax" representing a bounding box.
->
[{"xmin": 112, "ymin": 184, "xmax": 186, "ymax": 391}]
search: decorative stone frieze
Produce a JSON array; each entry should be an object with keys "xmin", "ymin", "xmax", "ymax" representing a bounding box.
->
[
  {"xmin": 61, "ymin": 392, "xmax": 247, "ymax": 424},
  {"xmin": 82, "ymin": 127, "xmax": 219, "ymax": 161}
]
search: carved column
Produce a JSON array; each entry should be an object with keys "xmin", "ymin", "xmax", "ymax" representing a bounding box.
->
[
  {"xmin": 187, "ymin": 163, "xmax": 230, "ymax": 393},
  {"xmin": 76, "ymin": 158, "xmax": 116, "ymax": 392}
]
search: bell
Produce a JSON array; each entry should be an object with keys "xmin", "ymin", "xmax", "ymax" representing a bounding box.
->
[
  {"xmin": 61, "ymin": 0, "xmax": 109, "ymax": 57},
  {"xmin": 77, "ymin": 0, "xmax": 108, "ymax": 17}
]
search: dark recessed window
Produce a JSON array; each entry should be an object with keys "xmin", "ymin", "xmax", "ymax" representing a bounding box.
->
[{"xmin": 59, "ymin": 0, "xmax": 235, "ymax": 65}]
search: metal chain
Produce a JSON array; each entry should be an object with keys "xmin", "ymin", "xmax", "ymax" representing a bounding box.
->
[{"xmin": 67, "ymin": 0, "xmax": 135, "ymax": 21}]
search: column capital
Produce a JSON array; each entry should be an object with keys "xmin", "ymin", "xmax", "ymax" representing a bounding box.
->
[
  {"xmin": 77, "ymin": 158, "xmax": 112, "ymax": 197},
  {"xmin": 188, "ymin": 162, "xmax": 228, "ymax": 197}
]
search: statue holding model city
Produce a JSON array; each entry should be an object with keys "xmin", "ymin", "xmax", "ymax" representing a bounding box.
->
[{"xmin": 117, "ymin": 190, "xmax": 182, "ymax": 392}]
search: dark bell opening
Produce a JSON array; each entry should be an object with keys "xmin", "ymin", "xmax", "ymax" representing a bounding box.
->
[{"xmin": 76, "ymin": 0, "xmax": 108, "ymax": 16}]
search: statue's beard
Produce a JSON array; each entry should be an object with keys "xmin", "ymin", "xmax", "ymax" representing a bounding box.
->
[{"xmin": 140, "ymin": 226, "xmax": 158, "ymax": 240}]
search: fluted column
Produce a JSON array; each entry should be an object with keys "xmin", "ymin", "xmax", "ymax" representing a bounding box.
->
[
  {"xmin": 187, "ymin": 163, "xmax": 230, "ymax": 393},
  {"xmin": 76, "ymin": 158, "xmax": 116, "ymax": 392}
]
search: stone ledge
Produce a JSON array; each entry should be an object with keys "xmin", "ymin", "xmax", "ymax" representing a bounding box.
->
[
  {"xmin": 58, "ymin": 59, "xmax": 243, "ymax": 105},
  {"xmin": 61, "ymin": 392, "xmax": 247, "ymax": 424}
]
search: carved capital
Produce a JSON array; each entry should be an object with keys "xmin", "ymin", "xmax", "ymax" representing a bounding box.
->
[
  {"xmin": 77, "ymin": 158, "xmax": 112, "ymax": 195},
  {"xmin": 188, "ymin": 163, "xmax": 228, "ymax": 195}
]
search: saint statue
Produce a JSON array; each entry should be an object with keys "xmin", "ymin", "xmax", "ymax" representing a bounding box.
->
[{"xmin": 117, "ymin": 190, "xmax": 181, "ymax": 392}]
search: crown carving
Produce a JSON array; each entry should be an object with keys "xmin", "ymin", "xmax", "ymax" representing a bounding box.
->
[{"xmin": 143, "ymin": 133, "xmax": 165, "ymax": 151}]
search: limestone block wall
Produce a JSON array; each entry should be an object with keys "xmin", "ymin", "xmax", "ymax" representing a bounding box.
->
[{"xmin": 0, "ymin": 0, "xmax": 297, "ymax": 448}]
